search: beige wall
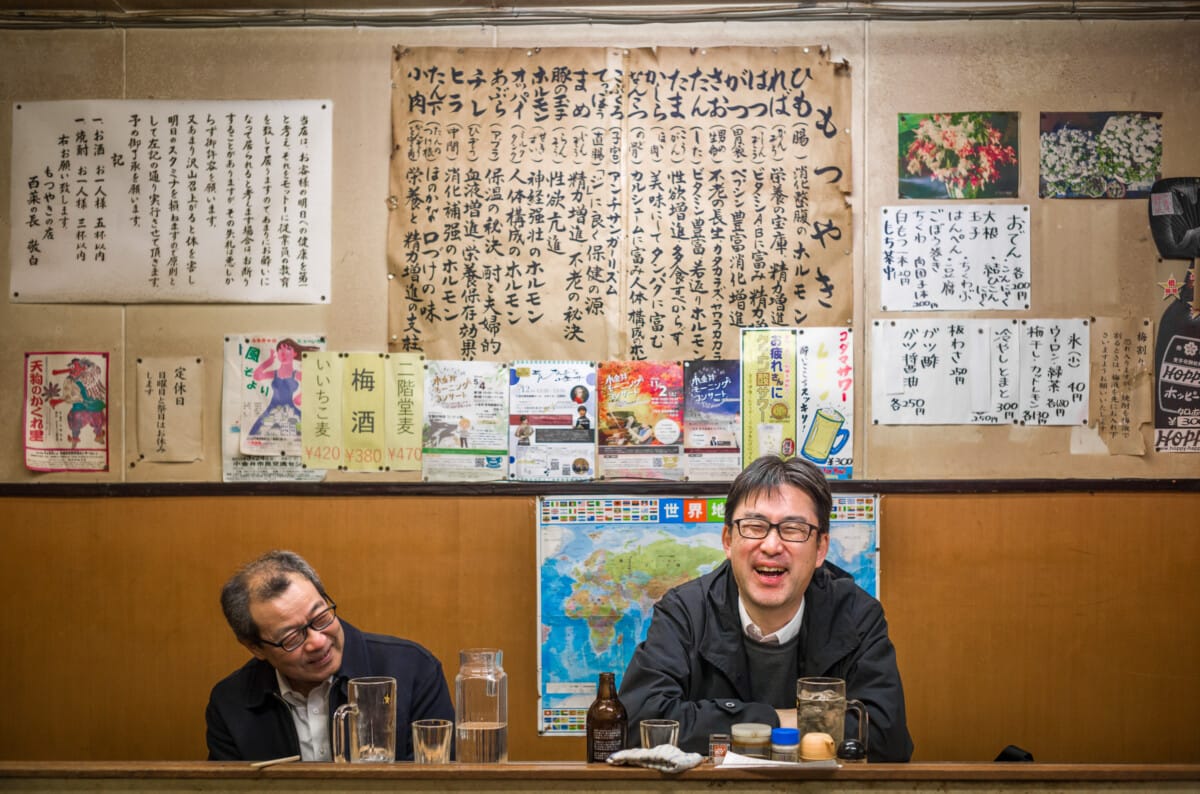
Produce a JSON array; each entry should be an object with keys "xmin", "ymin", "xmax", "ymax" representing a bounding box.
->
[
  {"xmin": 2, "ymin": 20, "xmax": 1198, "ymax": 482},
  {"xmin": 1, "ymin": 16, "xmax": 1198, "ymax": 767}
]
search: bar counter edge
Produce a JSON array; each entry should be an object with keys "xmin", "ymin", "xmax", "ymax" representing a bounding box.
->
[{"xmin": 2, "ymin": 761, "xmax": 1198, "ymax": 781}]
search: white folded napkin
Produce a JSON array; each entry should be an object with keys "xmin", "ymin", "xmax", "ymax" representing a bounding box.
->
[
  {"xmin": 716, "ymin": 750, "xmax": 840, "ymax": 768},
  {"xmin": 605, "ymin": 744, "xmax": 705, "ymax": 773}
]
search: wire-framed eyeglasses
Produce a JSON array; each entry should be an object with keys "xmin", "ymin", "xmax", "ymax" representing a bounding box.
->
[
  {"xmin": 732, "ymin": 518, "xmax": 818, "ymax": 543},
  {"xmin": 258, "ymin": 601, "xmax": 338, "ymax": 652}
]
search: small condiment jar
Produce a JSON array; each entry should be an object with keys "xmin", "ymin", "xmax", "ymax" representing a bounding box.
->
[
  {"xmin": 730, "ymin": 722, "xmax": 772, "ymax": 758},
  {"xmin": 708, "ymin": 732, "xmax": 730, "ymax": 765},
  {"xmin": 770, "ymin": 727, "xmax": 800, "ymax": 763}
]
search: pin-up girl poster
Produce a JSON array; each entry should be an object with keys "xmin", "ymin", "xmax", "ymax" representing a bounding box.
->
[{"xmin": 239, "ymin": 335, "xmax": 322, "ymax": 456}]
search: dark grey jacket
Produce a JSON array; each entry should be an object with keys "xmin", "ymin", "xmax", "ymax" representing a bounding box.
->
[
  {"xmin": 205, "ymin": 620, "xmax": 454, "ymax": 761},
  {"xmin": 618, "ymin": 560, "xmax": 913, "ymax": 762}
]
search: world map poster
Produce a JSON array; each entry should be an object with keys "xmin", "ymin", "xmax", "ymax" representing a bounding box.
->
[{"xmin": 536, "ymin": 493, "xmax": 878, "ymax": 735}]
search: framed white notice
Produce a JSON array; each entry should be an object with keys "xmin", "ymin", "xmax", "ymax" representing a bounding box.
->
[{"xmin": 10, "ymin": 99, "xmax": 332, "ymax": 303}]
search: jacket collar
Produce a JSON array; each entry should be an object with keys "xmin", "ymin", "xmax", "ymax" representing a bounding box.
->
[{"xmin": 238, "ymin": 619, "xmax": 368, "ymax": 709}]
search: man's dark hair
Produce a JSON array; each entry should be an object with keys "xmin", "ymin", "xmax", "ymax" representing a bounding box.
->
[
  {"xmin": 220, "ymin": 550, "xmax": 329, "ymax": 646},
  {"xmin": 725, "ymin": 455, "xmax": 832, "ymax": 535}
]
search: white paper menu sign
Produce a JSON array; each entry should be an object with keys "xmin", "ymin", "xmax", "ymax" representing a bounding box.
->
[
  {"xmin": 10, "ymin": 99, "xmax": 332, "ymax": 303},
  {"xmin": 879, "ymin": 204, "xmax": 1031, "ymax": 312},
  {"xmin": 872, "ymin": 318, "xmax": 1089, "ymax": 426}
]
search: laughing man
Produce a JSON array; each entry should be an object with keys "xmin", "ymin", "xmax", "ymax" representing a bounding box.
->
[{"xmin": 618, "ymin": 455, "xmax": 913, "ymax": 762}]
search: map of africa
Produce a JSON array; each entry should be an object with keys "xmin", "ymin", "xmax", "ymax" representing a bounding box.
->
[{"xmin": 536, "ymin": 495, "xmax": 878, "ymax": 734}]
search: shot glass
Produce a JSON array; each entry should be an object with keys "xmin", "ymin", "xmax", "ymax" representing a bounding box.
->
[
  {"xmin": 411, "ymin": 718, "xmax": 453, "ymax": 764},
  {"xmin": 638, "ymin": 718, "xmax": 680, "ymax": 748}
]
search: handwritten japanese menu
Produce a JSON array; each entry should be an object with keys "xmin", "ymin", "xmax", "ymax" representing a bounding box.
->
[
  {"xmin": 880, "ymin": 204, "xmax": 1031, "ymax": 312},
  {"xmin": 871, "ymin": 318, "xmax": 1089, "ymax": 426}
]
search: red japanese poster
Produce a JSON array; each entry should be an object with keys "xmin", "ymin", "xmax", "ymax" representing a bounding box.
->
[{"xmin": 24, "ymin": 351, "xmax": 109, "ymax": 472}]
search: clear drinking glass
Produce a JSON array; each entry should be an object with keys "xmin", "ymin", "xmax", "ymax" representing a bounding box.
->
[
  {"xmin": 638, "ymin": 718, "xmax": 679, "ymax": 748},
  {"xmin": 411, "ymin": 718, "xmax": 453, "ymax": 764},
  {"xmin": 333, "ymin": 676, "xmax": 397, "ymax": 763}
]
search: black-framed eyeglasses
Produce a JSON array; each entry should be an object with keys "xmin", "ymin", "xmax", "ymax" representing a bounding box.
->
[
  {"xmin": 258, "ymin": 601, "xmax": 338, "ymax": 652},
  {"xmin": 732, "ymin": 518, "xmax": 818, "ymax": 543}
]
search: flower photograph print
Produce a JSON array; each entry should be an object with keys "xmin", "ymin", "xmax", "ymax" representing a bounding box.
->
[
  {"xmin": 1039, "ymin": 111, "xmax": 1162, "ymax": 199},
  {"xmin": 899, "ymin": 112, "xmax": 1019, "ymax": 200}
]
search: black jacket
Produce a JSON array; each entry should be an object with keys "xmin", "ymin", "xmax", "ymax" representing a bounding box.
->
[
  {"xmin": 205, "ymin": 619, "xmax": 454, "ymax": 761},
  {"xmin": 618, "ymin": 560, "xmax": 913, "ymax": 762}
]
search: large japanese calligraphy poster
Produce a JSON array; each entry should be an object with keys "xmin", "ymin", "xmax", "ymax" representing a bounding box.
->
[
  {"xmin": 624, "ymin": 48, "xmax": 852, "ymax": 360},
  {"xmin": 10, "ymin": 100, "xmax": 332, "ymax": 303},
  {"xmin": 422, "ymin": 360, "xmax": 508, "ymax": 481},
  {"xmin": 389, "ymin": 48, "xmax": 624, "ymax": 362},
  {"xmin": 388, "ymin": 47, "xmax": 851, "ymax": 362},
  {"xmin": 23, "ymin": 351, "xmax": 109, "ymax": 472}
]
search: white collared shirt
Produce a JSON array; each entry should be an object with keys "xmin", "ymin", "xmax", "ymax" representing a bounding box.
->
[
  {"xmin": 276, "ymin": 670, "xmax": 333, "ymax": 762},
  {"xmin": 738, "ymin": 596, "xmax": 805, "ymax": 645}
]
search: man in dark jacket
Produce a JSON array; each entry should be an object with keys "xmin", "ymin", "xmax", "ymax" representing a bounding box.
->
[
  {"xmin": 619, "ymin": 455, "xmax": 913, "ymax": 762},
  {"xmin": 205, "ymin": 550, "xmax": 453, "ymax": 761}
]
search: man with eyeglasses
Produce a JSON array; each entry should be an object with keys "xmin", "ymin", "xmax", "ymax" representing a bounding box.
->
[
  {"xmin": 205, "ymin": 550, "xmax": 453, "ymax": 761},
  {"xmin": 619, "ymin": 455, "xmax": 913, "ymax": 761}
]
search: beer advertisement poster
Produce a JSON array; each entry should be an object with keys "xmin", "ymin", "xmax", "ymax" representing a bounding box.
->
[{"xmin": 797, "ymin": 327, "xmax": 855, "ymax": 479}]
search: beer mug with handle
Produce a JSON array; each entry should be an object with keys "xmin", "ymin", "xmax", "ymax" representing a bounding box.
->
[
  {"xmin": 333, "ymin": 676, "xmax": 397, "ymax": 763},
  {"xmin": 796, "ymin": 677, "xmax": 867, "ymax": 754},
  {"xmin": 800, "ymin": 408, "xmax": 850, "ymax": 464}
]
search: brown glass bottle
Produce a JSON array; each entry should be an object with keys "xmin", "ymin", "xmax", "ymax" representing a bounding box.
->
[{"xmin": 585, "ymin": 672, "xmax": 627, "ymax": 763}]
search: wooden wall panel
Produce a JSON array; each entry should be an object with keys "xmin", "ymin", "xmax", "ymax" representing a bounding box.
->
[
  {"xmin": 882, "ymin": 492, "xmax": 1200, "ymax": 763},
  {"xmin": 1, "ymin": 491, "xmax": 1197, "ymax": 763}
]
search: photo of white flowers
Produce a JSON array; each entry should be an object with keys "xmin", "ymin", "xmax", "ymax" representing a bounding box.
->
[
  {"xmin": 1039, "ymin": 111, "xmax": 1162, "ymax": 199},
  {"xmin": 898, "ymin": 111, "xmax": 1019, "ymax": 199}
]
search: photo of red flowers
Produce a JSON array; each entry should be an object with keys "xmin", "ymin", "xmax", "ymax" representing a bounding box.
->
[{"xmin": 899, "ymin": 111, "xmax": 1019, "ymax": 199}]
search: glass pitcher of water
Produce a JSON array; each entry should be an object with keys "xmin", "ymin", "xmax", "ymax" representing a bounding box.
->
[{"xmin": 455, "ymin": 648, "xmax": 508, "ymax": 762}]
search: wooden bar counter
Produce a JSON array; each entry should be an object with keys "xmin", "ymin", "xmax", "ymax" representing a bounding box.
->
[{"xmin": 2, "ymin": 762, "xmax": 1199, "ymax": 792}]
